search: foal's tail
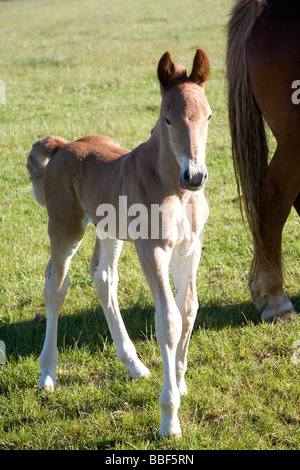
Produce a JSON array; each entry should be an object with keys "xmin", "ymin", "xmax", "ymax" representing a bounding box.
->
[
  {"xmin": 226, "ymin": 0, "xmax": 268, "ymax": 274},
  {"xmin": 27, "ymin": 136, "xmax": 67, "ymax": 207}
]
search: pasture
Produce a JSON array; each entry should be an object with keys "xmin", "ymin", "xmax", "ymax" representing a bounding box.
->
[{"xmin": 0, "ymin": 0, "xmax": 299, "ymax": 450}]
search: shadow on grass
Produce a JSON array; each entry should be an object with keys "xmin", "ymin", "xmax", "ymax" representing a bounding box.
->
[
  {"xmin": 1, "ymin": 294, "xmax": 299, "ymax": 449},
  {"xmin": 1, "ymin": 293, "xmax": 299, "ymax": 360}
]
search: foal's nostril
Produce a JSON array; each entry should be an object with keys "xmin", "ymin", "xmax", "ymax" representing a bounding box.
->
[
  {"xmin": 183, "ymin": 169, "xmax": 190, "ymax": 183},
  {"xmin": 181, "ymin": 166, "xmax": 208, "ymax": 190},
  {"xmin": 189, "ymin": 171, "xmax": 208, "ymax": 188}
]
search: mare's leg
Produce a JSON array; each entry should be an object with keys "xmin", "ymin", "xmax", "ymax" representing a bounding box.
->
[
  {"xmin": 247, "ymin": 18, "xmax": 300, "ymax": 320},
  {"xmin": 90, "ymin": 236, "xmax": 150, "ymax": 379},
  {"xmin": 170, "ymin": 238, "xmax": 201, "ymax": 397},
  {"xmin": 39, "ymin": 233, "xmax": 83, "ymax": 390},
  {"xmin": 250, "ymin": 146, "xmax": 299, "ymax": 321},
  {"xmin": 293, "ymin": 193, "xmax": 300, "ymax": 217},
  {"xmin": 135, "ymin": 240, "xmax": 182, "ymax": 437}
]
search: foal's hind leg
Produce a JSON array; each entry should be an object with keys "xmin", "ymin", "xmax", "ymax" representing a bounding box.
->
[
  {"xmin": 90, "ymin": 236, "xmax": 150, "ymax": 378},
  {"xmin": 39, "ymin": 234, "xmax": 83, "ymax": 390}
]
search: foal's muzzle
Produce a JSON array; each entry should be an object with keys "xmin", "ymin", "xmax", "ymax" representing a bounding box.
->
[{"xmin": 180, "ymin": 166, "xmax": 208, "ymax": 191}]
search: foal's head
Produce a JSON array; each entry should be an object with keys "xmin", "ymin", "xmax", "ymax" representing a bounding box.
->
[{"xmin": 157, "ymin": 49, "xmax": 211, "ymax": 191}]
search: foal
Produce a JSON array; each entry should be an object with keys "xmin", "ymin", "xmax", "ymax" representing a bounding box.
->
[{"xmin": 27, "ymin": 49, "xmax": 211, "ymax": 437}]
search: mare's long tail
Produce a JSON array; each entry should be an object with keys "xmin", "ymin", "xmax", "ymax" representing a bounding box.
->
[{"xmin": 226, "ymin": 0, "xmax": 268, "ymax": 278}]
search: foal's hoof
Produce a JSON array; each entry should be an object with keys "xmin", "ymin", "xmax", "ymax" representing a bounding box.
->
[
  {"xmin": 37, "ymin": 372, "xmax": 56, "ymax": 392},
  {"xmin": 159, "ymin": 418, "xmax": 182, "ymax": 438},
  {"xmin": 128, "ymin": 359, "xmax": 151, "ymax": 379}
]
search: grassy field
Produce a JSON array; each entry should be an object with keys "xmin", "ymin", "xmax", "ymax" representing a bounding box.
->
[{"xmin": 0, "ymin": 0, "xmax": 299, "ymax": 450}]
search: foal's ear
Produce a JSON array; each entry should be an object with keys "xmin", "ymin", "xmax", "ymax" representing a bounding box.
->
[
  {"xmin": 157, "ymin": 51, "xmax": 175, "ymax": 88},
  {"xmin": 189, "ymin": 49, "xmax": 210, "ymax": 87}
]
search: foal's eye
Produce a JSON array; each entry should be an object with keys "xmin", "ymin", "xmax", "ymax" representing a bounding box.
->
[
  {"xmin": 165, "ymin": 118, "xmax": 171, "ymax": 127},
  {"xmin": 207, "ymin": 114, "xmax": 212, "ymax": 122}
]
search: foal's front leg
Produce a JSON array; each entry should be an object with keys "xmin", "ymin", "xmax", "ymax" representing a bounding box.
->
[
  {"xmin": 135, "ymin": 240, "xmax": 182, "ymax": 437},
  {"xmin": 171, "ymin": 238, "xmax": 201, "ymax": 397}
]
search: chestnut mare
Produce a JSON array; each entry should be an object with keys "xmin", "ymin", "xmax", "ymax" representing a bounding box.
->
[
  {"xmin": 27, "ymin": 49, "xmax": 211, "ymax": 437},
  {"xmin": 227, "ymin": 0, "xmax": 300, "ymax": 321}
]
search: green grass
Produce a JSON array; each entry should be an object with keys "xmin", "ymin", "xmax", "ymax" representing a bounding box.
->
[{"xmin": 0, "ymin": 0, "xmax": 299, "ymax": 450}]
